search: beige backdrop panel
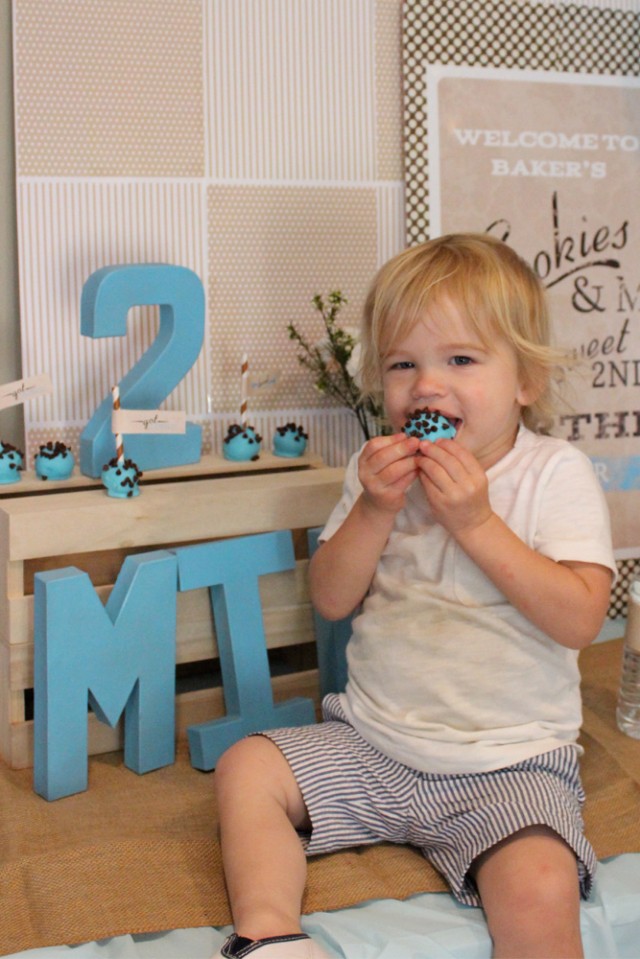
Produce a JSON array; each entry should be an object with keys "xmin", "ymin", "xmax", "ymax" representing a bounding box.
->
[
  {"xmin": 207, "ymin": 184, "xmax": 378, "ymax": 412},
  {"xmin": 13, "ymin": 0, "xmax": 204, "ymax": 177}
]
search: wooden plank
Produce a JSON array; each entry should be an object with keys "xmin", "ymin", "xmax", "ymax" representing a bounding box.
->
[
  {"xmin": 0, "ymin": 467, "xmax": 344, "ymax": 561},
  {"xmin": 0, "ymin": 643, "xmax": 14, "ymax": 762},
  {"xmin": 22, "ymin": 536, "xmax": 313, "ymax": 594}
]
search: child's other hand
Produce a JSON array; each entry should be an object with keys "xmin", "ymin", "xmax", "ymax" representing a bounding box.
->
[
  {"xmin": 358, "ymin": 432, "xmax": 420, "ymax": 515},
  {"xmin": 416, "ymin": 438, "xmax": 493, "ymax": 534}
]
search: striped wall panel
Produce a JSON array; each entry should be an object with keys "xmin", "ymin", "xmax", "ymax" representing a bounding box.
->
[
  {"xmin": 16, "ymin": 179, "xmax": 209, "ymax": 424},
  {"xmin": 204, "ymin": 0, "xmax": 377, "ymax": 183}
]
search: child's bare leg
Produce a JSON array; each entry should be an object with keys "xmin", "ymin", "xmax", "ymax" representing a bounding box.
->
[
  {"xmin": 214, "ymin": 735, "xmax": 311, "ymax": 940},
  {"xmin": 472, "ymin": 825, "xmax": 584, "ymax": 959}
]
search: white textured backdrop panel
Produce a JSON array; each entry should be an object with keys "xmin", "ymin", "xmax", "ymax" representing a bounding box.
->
[
  {"xmin": 16, "ymin": 179, "xmax": 209, "ymax": 426},
  {"xmin": 204, "ymin": 0, "xmax": 377, "ymax": 182}
]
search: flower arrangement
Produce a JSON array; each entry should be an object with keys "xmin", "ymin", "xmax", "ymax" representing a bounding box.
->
[{"xmin": 287, "ymin": 291, "xmax": 386, "ymax": 441}]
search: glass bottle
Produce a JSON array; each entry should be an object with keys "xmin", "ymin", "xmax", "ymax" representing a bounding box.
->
[{"xmin": 616, "ymin": 576, "xmax": 640, "ymax": 738}]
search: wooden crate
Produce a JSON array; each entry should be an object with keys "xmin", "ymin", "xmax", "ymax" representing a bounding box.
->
[{"xmin": 0, "ymin": 454, "xmax": 344, "ymax": 769}]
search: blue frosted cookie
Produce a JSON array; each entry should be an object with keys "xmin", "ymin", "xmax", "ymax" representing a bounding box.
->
[
  {"xmin": 223, "ymin": 424, "xmax": 262, "ymax": 462},
  {"xmin": 273, "ymin": 423, "xmax": 308, "ymax": 458},
  {"xmin": 403, "ymin": 408, "xmax": 457, "ymax": 442},
  {"xmin": 35, "ymin": 441, "xmax": 75, "ymax": 480}
]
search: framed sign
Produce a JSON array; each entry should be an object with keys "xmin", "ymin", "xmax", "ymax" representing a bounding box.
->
[{"xmin": 425, "ymin": 65, "xmax": 640, "ymax": 554}]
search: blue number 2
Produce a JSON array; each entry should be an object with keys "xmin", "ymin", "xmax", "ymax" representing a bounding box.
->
[{"xmin": 79, "ymin": 264, "xmax": 205, "ymax": 477}]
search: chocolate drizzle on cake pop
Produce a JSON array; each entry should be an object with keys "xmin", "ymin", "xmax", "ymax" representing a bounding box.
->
[
  {"xmin": 0, "ymin": 441, "xmax": 24, "ymax": 464},
  {"xmin": 101, "ymin": 457, "xmax": 143, "ymax": 497},
  {"xmin": 223, "ymin": 423, "xmax": 263, "ymax": 461},
  {"xmin": 35, "ymin": 440, "xmax": 75, "ymax": 480},
  {"xmin": 403, "ymin": 408, "xmax": 457, "ymax": 441},
  {"xmin": 273, "ymin": 422, "xmax": 308, "ymax": 458},
  {"xmin": 37, "ymin": 440, "xmax": 72, "ymax": 460}
]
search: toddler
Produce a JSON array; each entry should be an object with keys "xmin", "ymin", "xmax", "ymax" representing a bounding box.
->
[{"xmin": 213, "ymin": 234, "xmax": 615, "ymax": 959}]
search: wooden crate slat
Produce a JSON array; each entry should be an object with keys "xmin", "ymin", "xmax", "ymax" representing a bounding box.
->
[{"xmin": 1, "ymin": 468, "xmax": 344, "ymax": 561}]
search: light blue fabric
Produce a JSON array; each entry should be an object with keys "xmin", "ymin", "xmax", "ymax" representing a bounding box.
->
[{"xmin": 5, "ymin": 855, "xmax": 640, "ymax": 958}]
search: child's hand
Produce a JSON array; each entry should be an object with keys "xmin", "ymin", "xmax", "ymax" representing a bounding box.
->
[
  {"xmin": 358, "ymin": 432, "xmax": 420, "ymax": 515},
  {"xmin": 416, "ymin": 438, "xmax": 493, "ymax": 535}
]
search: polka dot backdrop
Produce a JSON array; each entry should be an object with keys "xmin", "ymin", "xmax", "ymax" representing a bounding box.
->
[
  {"xmin": 13, "ymin": 0, "xmax": 204, "ymax": 177},
  {"xmin": 375, "ymin": 0, "xmax": 406, "ymax": 183},
  {"xmin": 402, "ymin": 0, "xmax": 640, "ymax": 245},
  {"xmin": 609, "ymin": 557, "xmax": 640, "ymax": 619},
  {"xmin": 206, "ymin": 184, "xmax": 378, "ymax": 413}
]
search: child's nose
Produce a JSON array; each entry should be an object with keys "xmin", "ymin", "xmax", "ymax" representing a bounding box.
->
[{"xmin": 411, "ymin": 368, "xmax": 445, "ymax": 402}]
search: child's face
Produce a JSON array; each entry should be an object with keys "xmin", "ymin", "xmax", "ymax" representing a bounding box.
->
[{"xmin": 382, "ymin": 298, "xmax": 533, "ymax": 469}]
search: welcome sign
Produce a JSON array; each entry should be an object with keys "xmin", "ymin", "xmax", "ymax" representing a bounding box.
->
[{"xmin": 425, "ymin": 65, "xmax": 640, "ymax": 549}]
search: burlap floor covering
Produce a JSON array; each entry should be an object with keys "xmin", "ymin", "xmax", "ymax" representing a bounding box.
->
[{"xmin": 1, "ymin": 639, "xmax": 639, "ymax": 956}]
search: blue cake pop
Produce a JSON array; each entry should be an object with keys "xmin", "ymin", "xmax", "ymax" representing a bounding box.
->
[
  {"xmin": 223, "ymin": 423, "xmax": 262, "ymax": 462},
  {"xmin": 101, "ymin": 457, "xmax": 143, "ymax": 498},
  {"xmin": 403, "ymin": 408, "xmax": 457, "ymax": 442},
  {"xmin": 273, "ymin": 423, "xmax": 308, "ymax": 458},
  {"xmin": 0, "ymin": 442, "xmax": 24, "ymax": 484},
  {"xmin": 35, "ymin": 441, "xmax": 75, "ymax": 480}
]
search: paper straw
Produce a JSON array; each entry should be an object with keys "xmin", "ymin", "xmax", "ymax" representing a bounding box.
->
[
  {"xmin": 111, "ymin": 385, "xmax": 124, "ymax": 465},
  {"xmin": 240, "ymin": 353, "xmax": 248, "ymax": 427}
]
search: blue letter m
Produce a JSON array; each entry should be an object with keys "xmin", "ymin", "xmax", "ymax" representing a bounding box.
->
[{"xmin": 33, "ymin": 551, "xmax": 177, "ymax": 801}]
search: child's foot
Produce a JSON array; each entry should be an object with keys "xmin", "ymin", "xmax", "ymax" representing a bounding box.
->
[{"xmin": 213, "ymin": 932, "xmax": 333, "ymax": 957}]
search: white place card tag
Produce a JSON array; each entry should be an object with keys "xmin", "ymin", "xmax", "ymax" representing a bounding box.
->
[
  {"xmin": 0, "ymin": 373, "xmax": 53, "ymax": 410},
  {"xmin": 111, "ymin": 408, "xmax": 187, "ymax": 435},
  {"xmin": 248, "ymin": 369, "xmax": 280, "ymax": 395}
]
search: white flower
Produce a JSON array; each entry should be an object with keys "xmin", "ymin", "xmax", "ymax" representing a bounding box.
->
[
  {"xmin": 314, "ymin": 336, "xmax": 334, "ymax": 364},
  {"xmin": 346, "ymin": 340, "xmax": 363, "ymax": 387},
  {"xmin": 339, "ymin": 325, "xmax": 360, "ymax": 341}
]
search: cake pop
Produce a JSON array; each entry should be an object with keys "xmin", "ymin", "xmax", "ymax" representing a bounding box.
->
[{"xmin": 403, "ymin": 408, "xmax": 457, "ymax": 442}]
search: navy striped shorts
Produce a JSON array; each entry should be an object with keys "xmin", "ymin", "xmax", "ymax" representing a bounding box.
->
[{"xmin": 259, "ymin": 694, "xmax": 595, "ymax": 906}]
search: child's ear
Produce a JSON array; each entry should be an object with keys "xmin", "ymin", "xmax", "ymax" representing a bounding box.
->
[{"xmin": 516, "ymin": 371, "xmax": 544, "ymax": 408}]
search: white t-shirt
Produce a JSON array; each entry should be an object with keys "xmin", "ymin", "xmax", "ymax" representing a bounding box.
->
[{"xmin": 320, "ymin": 426, "xmax": 616, "ymax": 774}]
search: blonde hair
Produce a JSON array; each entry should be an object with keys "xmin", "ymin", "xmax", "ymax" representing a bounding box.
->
[{"xmin": 360, "ymin": 233, "xmax": 567, "ymax": 434}]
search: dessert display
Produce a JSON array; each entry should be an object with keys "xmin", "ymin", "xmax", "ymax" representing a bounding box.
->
[
  {"xmin": 223, "ymin": 424, "xmax": 262, "ymax": 462},
  {"xmin": 101, "ymin": 457, "xmax": 143, "ymax": 498},
  {"xmin": 34, "ymin": 441, "xmax": 75, "ymax": 480},
  {"xmin": 0, "ymin": 441, "xmax": 24, "ymax": 484},
  {"xmin": 273, "ymin": 423, "xmax": 308, "ymax": 458},
  {"xmin": 403, "ymin": 408, "xmax": 457, "ymax": 442}
]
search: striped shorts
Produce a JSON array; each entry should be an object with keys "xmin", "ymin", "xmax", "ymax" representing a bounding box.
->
[{"xmin": 259, "ymin": 694, "xmax": 596, "ymax": 907}]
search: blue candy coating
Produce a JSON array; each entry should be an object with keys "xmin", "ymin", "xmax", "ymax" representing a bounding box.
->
[
  {"xmin": 403, "ymin": 409, "xmax": 457, "ymax": 442},
  {"xmin": 101, "ymin": 458, "xmax": 142, "ymax": 498},
  {"xmin": 35, "ymin": 442, "xmax": 75, "ymax": 480},
  {"xmin": 273, "ymin": 423, "xmax": 308, "ymax": 458},
  {"xmin": 223, "ymin": 424, "xmax": 262, "ymax": 462},
  {"xmin": 0, "ymin": 443, "xmax": 24, "ymax": 484}
]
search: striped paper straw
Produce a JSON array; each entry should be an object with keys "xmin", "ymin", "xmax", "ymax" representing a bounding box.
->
[
  {"xmin": 111, "ymin": 385, "xmax": 124, "ymax": 465},
  {"xmin": 240, "ymin": 354, "xmax": 248, "ymax": 427}
]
